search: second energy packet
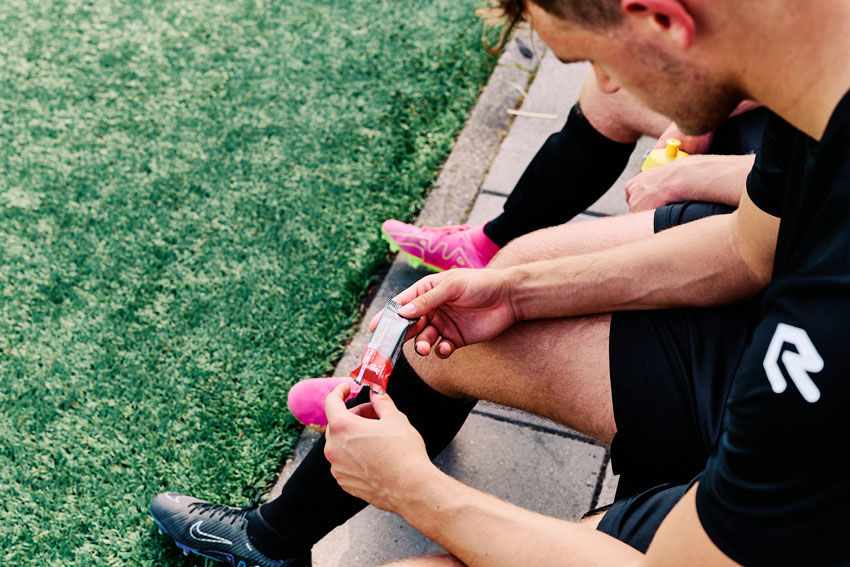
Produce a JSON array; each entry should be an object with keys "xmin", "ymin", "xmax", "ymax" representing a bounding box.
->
[{"xmin": 351, "ymin": 299, "xmax": 414, "ymax": 394}]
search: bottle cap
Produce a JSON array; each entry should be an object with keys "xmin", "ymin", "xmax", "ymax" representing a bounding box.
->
[
  {"xmin": 665, "ymin": 139, "xmax": 682, "ymax": 158},
  {"xmin": 641, "ymin": 138, "xmax": 690, "ymax": 172}
]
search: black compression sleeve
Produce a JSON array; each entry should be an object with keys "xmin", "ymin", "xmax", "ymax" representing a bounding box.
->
[
  {"xmin": 247, "ymin": 353, "xmax": 475, "ymax": 558},
  {"xmin": 483, "ymin": 104, "xmax": 636, "ymax": 247}
]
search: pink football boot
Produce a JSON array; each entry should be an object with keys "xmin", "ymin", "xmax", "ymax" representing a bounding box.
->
[
  {"xmin": 287, "ymin": 377, "xmax": 363, "ymax": 429},
  {"xmin": 381, "ymin": 220, "xmax": 501, "ymax": 272}
]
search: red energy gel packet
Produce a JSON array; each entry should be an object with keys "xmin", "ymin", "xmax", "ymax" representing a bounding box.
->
[{"xmin": 351, "ymin": 299, "xmax": 414, "ymax": 394}]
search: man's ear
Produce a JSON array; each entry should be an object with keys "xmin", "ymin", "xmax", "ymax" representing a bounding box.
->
[{"xmin": 621, "ymin": 0, "xmax": 695, "ymax": 49}]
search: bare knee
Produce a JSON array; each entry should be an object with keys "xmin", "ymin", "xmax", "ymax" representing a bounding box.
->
[
  {"xmin": 402, "ymin": 334, "xmax": 510, "ymax": 402},
  {"xmin": 402, "ymin": 341, "xmax": 467, "ymax": 399},
  {"xmin": 489, "ymin": 212, "xmax": 657, "ymax": 269},
  {"xmin": 488, "ymin": 226, "xmax": 567, "ymax": 268},
  {"xmin": 489, "ymin": 234, "xmax": 539, "ymax": 268},
  {"xmin": 578, "ymin": 72, "xmax": 669, "ymax": 143},
  {"xmin": 380, "ymin": 555, "xmax": 466, "ymax": 567}
]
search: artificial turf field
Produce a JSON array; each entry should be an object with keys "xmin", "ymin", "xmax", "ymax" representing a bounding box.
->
[{"xmin": 0, "ymin": 0, "xmax": 496, "ymax": 562}]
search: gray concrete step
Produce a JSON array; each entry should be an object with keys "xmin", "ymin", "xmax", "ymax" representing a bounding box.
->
[{"xmin": 272, "ymin": 31, "xmax": 657, "ymax": 566}]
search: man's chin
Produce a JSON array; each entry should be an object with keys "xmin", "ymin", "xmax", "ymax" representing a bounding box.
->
[
  {"xmin": 674, "ymin": 112, "xmax": 735, "ymax": 136},
  {"xmin": 673, "ymin": 95, "xmax": 745, "ymax": 136}
]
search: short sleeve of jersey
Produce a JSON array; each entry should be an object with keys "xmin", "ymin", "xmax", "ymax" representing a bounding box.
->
[
  {"xmin": 696, "ymin": 285, "xmax": 850, "ymax": 565},
  {"xmin": 745, "ymin": 111, "xmax": 800, "ymax": 217}
]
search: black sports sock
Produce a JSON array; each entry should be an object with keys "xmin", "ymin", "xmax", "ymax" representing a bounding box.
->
[
  {"xmin": 247, "ymin": 352, "xmax": 476, "ymax": 558},
  {"xmin": 483, "ymin": 103, "xmax": 637, "ymax": 247}
]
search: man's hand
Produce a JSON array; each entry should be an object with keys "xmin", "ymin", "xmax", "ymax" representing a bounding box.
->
[
  {"xmin": 625, "ymin": 156, "xmax": 695, "ymax": 212},
  {"xmin": 624, "ymin": 154, "xmax": 755, "ymax": 212},
  {"xmin": 323, "ymin": 383, "xmax": 434, "ymax": 511},
  {"xmin": 369, "ymin": 268, "xmax": 519, "ymax": 359}
]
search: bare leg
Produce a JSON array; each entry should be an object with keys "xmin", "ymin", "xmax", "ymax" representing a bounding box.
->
[
  {"xmin": 579, "ymin": 70, "xmax": 715, "ymax": 152},
  {"xmin": 246, "ymin": 216, "xmax": 646, "ymax": 558},
  {"xmin": 405, "ymin": 311, "xmax": 614, "ymax": 443},
  {"xmin": 479, "ymin": 71, "xmax": 667, "ymax": 249},
  {"xmin": 578, "ymin": 72, "xmax": 670, "ymax": 143},
  {"xmin": 402, "ymin": 212, "xmax": 660, "ymax": 444},
  {"xmin": 490, "ymin": 210, "xmax": 655, "ymax": 265},
  {"xmin": 381, "ymin": 555, "xmax": 466, "ymax": 567}
]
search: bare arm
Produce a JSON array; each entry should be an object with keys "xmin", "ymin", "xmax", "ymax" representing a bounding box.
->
[
  {"xmin": 324, "ymin": 386, "xmax": 645, "ymax": 567},
  {"xmin": 398, "ymin": 471, "xmax": 738, "ymax": 567},
  {"xmin": 641, "ymin": 483, "xmax": 739, "ymax": 567},
  {"xmin": 624, "ymin": 153, "xmax": 755, "ymax": 212},
  {"xmin": 324, "ymin": 386, "xmax": 738, "ymax": 567},
  {"xmin": 392, "ymin": 184, "xmax": 777, "ymax": 358},
  {"xmin": 509, "ymin": 189, "xmax": 778, "ymax": 321},
  {"xmin": 396, "ymin": 467, "xmax": 645, "ymax": 567}
]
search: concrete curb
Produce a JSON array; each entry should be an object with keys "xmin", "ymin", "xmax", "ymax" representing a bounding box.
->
[
  {"xmin": 267, "ymin": 31, "xmax": 632, "ymax": 567},
  {"xmin": 272, "ymin": 33, "xmax": 548, "ymax": 498}
]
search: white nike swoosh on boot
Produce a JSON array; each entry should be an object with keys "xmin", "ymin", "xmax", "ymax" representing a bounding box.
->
[{"xmin": 189, "ymin": 521, "xmax": 233, "ymax": 545}]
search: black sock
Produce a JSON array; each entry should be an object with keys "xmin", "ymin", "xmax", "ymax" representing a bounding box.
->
[
  {"xmin": 247, "ymin": 352, "xmax": 476, "ymax": 558},
  {"xmin": 483, "ymin": 103, "xmax": 637, "ymax": 247}
]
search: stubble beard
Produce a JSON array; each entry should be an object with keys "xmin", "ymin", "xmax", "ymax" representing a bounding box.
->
[
  {"xmin": 636, "ymin": 44, "xmax": 744, "ymax": 135},
  {"xmin": 671, "ymin": 80, "xmax": 744, "ymax": 135}
]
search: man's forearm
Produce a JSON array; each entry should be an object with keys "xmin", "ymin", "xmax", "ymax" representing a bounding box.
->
[
  {"xmin": 674, "ymin": 154, "xmax": 755, "ymax": 207},
  {"xmin": 625, "ymin": 153, "xmax": 754, "ymax": 211},
  {"xmin": 508, "ymin": 206, "xmax": 774, "ymax": 321},
  {"xmin": 394, "ymin": 467, "xmax": 642, "ymax": 567}
]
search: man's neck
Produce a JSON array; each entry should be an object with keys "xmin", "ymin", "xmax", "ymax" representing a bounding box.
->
[{"xmin": 721, "ymin": 1, "xmax": 850, "ymax": 139}]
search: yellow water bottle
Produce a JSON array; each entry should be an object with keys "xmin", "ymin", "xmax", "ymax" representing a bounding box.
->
[{"xmin": 641, "ymin": 139, "xmax": 689, "ymax": 172}]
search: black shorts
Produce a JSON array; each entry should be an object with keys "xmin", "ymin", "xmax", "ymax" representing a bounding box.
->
[
  {"xmin": 653, "ymin": 201, "xmax": 735, "ymax": 232},
  {"xmin": 595, "ymin": 201, "xmax": 758, "ymax": 552},
  {"xmin": 593, "ymin": 108, "xmax": 766, "ymax": 549}
]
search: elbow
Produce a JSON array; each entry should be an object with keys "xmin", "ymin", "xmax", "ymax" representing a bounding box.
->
[
  {"xmin": 728, "ymin": 251, "xmax": 773, "ymax": 302},
  {"xmin": 753, "ymin": 261, "xmax": 773, "ymax": 290},
  {"xmin": 742, "ymin": 254, "xmax": 773, "ymax": 293},
  {"xmin": 741, "ymin": 238, "xmax": 775, "ymax": 292},
  {"xmin": 629, "ymin": 556, "xmax": 654, "ymax": 567},
  {"xmin": 728, "ymin": 214, "xmax": 778, "ymax": 295}
]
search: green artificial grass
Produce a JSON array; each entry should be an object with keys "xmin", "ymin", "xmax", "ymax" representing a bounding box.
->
[{"xmin": 0, "ymin": 0, "xmax": 496, "ymax": 563}]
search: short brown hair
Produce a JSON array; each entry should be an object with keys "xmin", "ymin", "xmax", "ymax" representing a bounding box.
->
[{"xmin": 480, "ymin": 0, "xmax": 623, "ymax": 54}]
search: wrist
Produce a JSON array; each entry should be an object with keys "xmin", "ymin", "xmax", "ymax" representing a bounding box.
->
[
  {"xmin": 504, "ymin": 261, "xmax": 568, "ymax": 321},
  {"xmin": 505, "ymin": 264, "xmax": 532, "ymax": 322},
  {"xmin": 660, "ymin": 156, "xmax": 703, "ymax": 202},
  {"xmin": 391, "ymin": 464, "xmax": 454, "ymax": 519}
]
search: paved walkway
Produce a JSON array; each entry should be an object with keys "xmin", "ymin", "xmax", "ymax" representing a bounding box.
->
[{"xmin": 273, "ymin": 34, "xmax": 656, "ymax": 567}]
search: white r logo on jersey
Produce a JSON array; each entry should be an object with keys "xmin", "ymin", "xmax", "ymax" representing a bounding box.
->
[{"xmin": 763, "ymin": 323, "xmax": 824, "ymax": 403}]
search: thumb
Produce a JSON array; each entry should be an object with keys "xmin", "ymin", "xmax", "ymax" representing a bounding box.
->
[
  {"xmin": 398, "ymin": 283, "xmax": 451, "ymax": 319},
  {"xmin": 626, "ymin": 190, "xmax": 636, "ymax": 210},
  {"xmin": 623, "ymin": 177, "xmax": 634, "ymax": 201},
  {"xmin": 368, "ymin": 390, "xmax": 400, "ymax": 419},
  {"xmin": 324, "ymin": 382, "xmax": 353, "ymax": 425}
]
